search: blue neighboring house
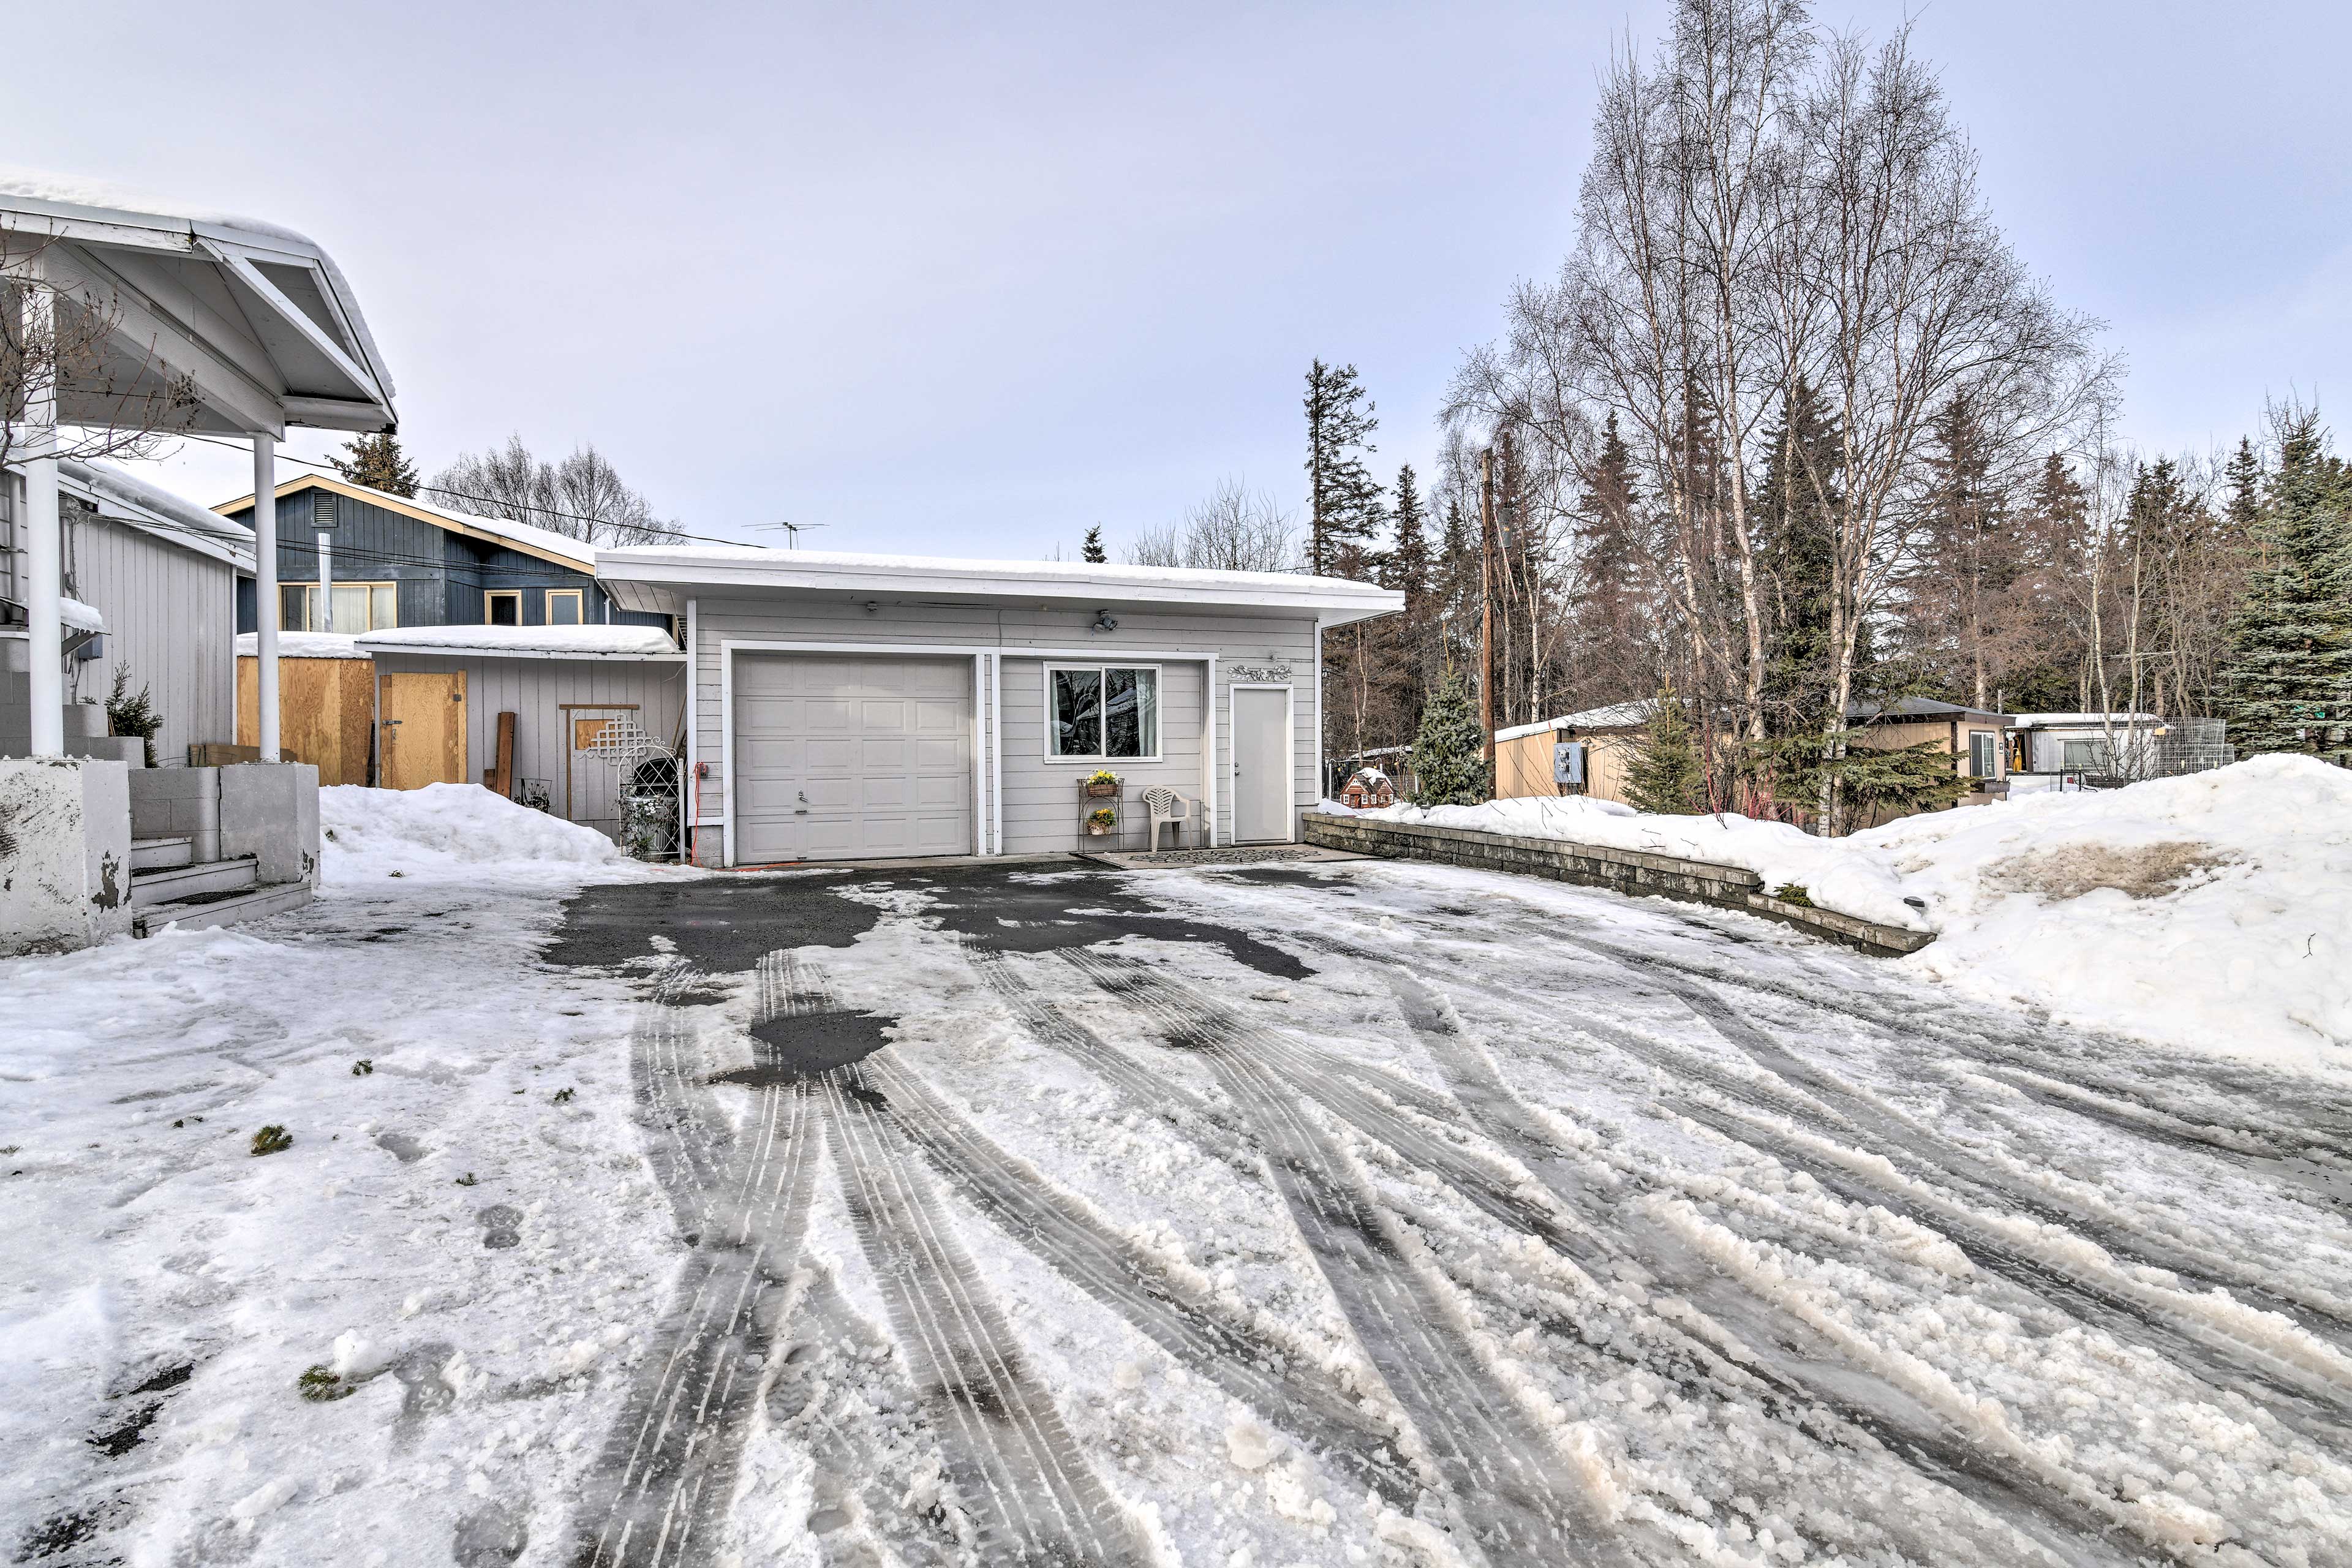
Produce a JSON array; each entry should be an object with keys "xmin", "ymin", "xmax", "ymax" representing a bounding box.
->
[{"xmin": 217, "ymin": 473, "xmax": 676, "ymax": 640}]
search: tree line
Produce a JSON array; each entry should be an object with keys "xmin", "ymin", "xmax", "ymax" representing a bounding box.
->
[{"xmin": 1280, "ymin": 0, "xmax": 2352, "ymax": 822}]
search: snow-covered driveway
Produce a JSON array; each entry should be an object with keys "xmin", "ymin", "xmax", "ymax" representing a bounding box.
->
[
  {"xmin": 560, "ymin": 858, "xmax": 2352, "ymax": 1568},
  {"xmin": 9, "ymin": 839, "xmax": 2351, "ymax": 1568}
]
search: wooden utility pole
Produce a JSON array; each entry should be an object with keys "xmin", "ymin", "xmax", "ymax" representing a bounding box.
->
[{"xmin": 1479, "ymin": 446, "xmax": 1497, "ymax": 764}]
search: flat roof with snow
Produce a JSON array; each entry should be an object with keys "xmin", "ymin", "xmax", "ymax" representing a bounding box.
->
[
  {"xmin": 597, "ymin": 546, "xmax": 1404, "ymax": 626},
  {"xmin": 357, "ymin": 625, "xmax": 684, "ymax": 661}
]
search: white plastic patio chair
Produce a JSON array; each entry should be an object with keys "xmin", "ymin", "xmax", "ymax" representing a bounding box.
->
[{"xmin": 1141, "ymin": 786, "xmax": 1198, "ymax": 851}]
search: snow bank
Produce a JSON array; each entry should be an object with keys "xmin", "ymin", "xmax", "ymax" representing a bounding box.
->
[
  {"xmin": 1866, "ymin": 756, "xmax": 2352, "ymax": 1074},
  {"xmin": 235, "ymin": 631, "xmax": 371, "ymax": 659},
  {"xmin": 1355, "ymin": 793, "xmax": 1921, "ymax": 930},
  {"xmin": 1358, "ymin": 757, "xmax": 2352, "ymax": 1074},
  {"xmin": 320, "ymin": 783, "xmax": 646, "ymax": 887},
  {"xmin": 357, "ymin": 624, "xmax": 677, "ymax": 657}
]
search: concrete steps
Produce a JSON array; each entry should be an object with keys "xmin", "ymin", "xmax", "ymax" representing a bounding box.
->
[
  {"xmin": 130, "ymin": 854, "xmax": 257, "ymax": 908},
  {"xmin": 134, "ymin": 880, "xmax": 314, "ymax": 937},
  {"xmin": 131, "ymin": 835, "xmax": 194, "ymax": 872}
]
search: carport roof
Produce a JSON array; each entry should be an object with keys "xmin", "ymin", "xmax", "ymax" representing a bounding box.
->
[
  {"xmin": 596, "ymin": 546, "xmax": 1405, "ymax": 626},
  {"xmin": 1, "ymin": 172, "xmax": 395, "ymax": 436}
]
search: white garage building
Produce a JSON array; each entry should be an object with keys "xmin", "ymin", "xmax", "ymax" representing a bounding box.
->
[{"xmin": 594, "ymin": 548, "xmax": 1401, "ymax": 865}]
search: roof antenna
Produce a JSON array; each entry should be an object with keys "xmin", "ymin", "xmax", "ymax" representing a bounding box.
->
[{"xmin": 751, "ymin": 519, "xmax": 829, "ymax": 550}]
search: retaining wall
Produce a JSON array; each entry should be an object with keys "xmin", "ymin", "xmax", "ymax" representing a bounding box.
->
[{"xmin": 1302, "ymin": 810, "xmax": 1933, "ymax": 959}]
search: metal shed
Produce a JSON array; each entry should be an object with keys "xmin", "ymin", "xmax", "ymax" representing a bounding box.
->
[{"xmin": 356, "ymin": 625, "xmax": 686, "ymax": 842}]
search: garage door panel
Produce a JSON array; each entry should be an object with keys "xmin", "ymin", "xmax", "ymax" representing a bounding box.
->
[
  {"xmin": 805, "ymin": 737, "xmax": 856, "ymax": 771},
  {"xmin": 733, "ymin": 653, "xmax": 973, "ymax": 862}
]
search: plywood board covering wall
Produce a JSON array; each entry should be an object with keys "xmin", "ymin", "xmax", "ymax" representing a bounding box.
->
[{"xmin": 236, "ymin": 656, "xmax": 377, "ymax": 785}]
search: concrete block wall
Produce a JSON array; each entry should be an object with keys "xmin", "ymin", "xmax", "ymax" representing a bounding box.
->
[
  {"xmin": 1302, "ymin": 811, "xmax": 1932, "ymax": 959},
  {"xmin": 219, "ymin": 763, "xmax": 320, "ymax": 886},
  {"xmin": 130, "ymin": 767, "xmax": 222, "ymax": 861},
  {"xmin": 0, "ymin": 756, "xmax": 134, "ymax": 956}
]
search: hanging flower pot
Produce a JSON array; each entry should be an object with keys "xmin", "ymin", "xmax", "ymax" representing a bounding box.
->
[
  {"xmin": 1084, "ymin": 770, "xmax": 1121, "ymax": 799},
  {"xmin": 1086, "ymin": 806, "xmax": 1118, "ymax": 835}
]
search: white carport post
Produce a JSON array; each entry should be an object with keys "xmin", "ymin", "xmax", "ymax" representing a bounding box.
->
[
  {"xmin": 252, "ymin": 434, "xmax": 281, "ymax": 761},
  {"xmin": 21, "ymin": 284, "xmax": 63, "ymax": 756}
]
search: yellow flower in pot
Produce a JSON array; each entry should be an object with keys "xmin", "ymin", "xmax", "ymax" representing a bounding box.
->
[
  {"xmin": 1086, "ymin": 805, "xmax": 1118, "ymax": 835},
  {"xmin": 1084, "ymin": 769, "xmax": 1121, "ymax": 798}
]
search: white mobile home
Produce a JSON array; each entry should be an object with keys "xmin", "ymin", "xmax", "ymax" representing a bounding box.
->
[{"xmin": 595, "ymin": 548, "xmax": 1401, "ymax": 865}]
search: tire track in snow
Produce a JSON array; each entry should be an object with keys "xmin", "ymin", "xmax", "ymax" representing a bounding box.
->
[
  {"xmin": 1058, "ymin": 950, "xmax": 1635, "ymax": 1568},
  {"xmin": 851, "ymin": 1039, "xmax": 1422, "ymax": 1506},
  {"xmin": 1099, "ymin": 947, "xmax": 2148, "ymax": 1566},
  {"xmin": 578, "ymin": 966, "xmax": 824, "ymax": 1568},
  {"xmin": 1606, "ymin": 950, "xmax": 2352, "ymax": 1341},
  {"xmin": 818, "ymin": 1064, "xmax": 1157, "ymax": 1567},
  {"xmin": 1304, "ymin": 924, "xmax": 2352, "ymax": 1426},
  {"xmin": 1368, "ymin": 966, "xmax": 2173, "ymax": 1568}
]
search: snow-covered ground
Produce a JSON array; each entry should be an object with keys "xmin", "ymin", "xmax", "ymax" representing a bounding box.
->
[
  {"xmin": 7, "ymin": 783, "xmax": 2351, "ymax": 1567},
  {"xmin": 1348, "ymin": 756, "xmax": 2352, "ymax": 1076},
  {"xmin": 0, "ymin": 791, "xmax": 689, "ymax": 1566}
]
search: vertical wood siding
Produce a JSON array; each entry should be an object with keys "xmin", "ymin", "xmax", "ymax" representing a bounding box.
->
[
  {"xmin": 61, "ymin": 507, "xmax": 238, "ymax": 765},
  {"xmin": 367, "ymin": 653, "xmax": 687, "ymax": 838}
]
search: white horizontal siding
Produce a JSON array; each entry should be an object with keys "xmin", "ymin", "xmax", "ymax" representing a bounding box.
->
[{"xmin": 689, "ymin": 594, "xmax": 1320, "ymax": 862}]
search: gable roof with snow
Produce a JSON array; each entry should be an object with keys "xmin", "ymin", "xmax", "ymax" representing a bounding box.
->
[
  {"xmin": 213, "ymin": 473, "xmax": 597, "ymax": 573},
  {"xmin": 0, "ymin": 171, "xmax": 394, "ymax": 436},
  {"xmin": 596, "ymin": 545, "xmax": 1404, "ymax": 625}
]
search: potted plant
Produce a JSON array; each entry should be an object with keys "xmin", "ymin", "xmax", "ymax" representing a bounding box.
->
[
  {"xmin": 1085, "ymin": 805, "xmax": 1118, "ymax": 836},
  {"xmin": 1084, "ymin": 769, "xmax": 1121, "ymax": 798}
]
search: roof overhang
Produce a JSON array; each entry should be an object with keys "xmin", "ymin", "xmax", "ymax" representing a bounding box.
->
[
  {"xmin": 214, "ymin": 475, "xmax": 597, "ymax": 575},
  {"xmin": 597, "ymin": 546, "xmax": 1405, "ymax": 628},
  {"xmin": 1, "ymin": 184, "xmax": 396, "ymax": 438}
]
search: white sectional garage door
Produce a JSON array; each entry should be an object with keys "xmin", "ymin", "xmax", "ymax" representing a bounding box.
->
[{"xmin": 732, "ymin": 653, "xmax": 973, "ymax": 862}]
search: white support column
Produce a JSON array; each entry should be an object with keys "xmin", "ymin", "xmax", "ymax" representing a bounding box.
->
[
  {"xmin": 23, "ymin": 285, "xmax": 63, "ymax": 756},
  {"xmin": 316, "ymin": 527, "xmax": 333, "ymax": 632},
  {"xmin": 253, "ymin": 435, "xmax": 281, "ymax": 761},
  {"xmin": 1205, "ymin": 655, "xmax": 1219, "ymax": 848}
]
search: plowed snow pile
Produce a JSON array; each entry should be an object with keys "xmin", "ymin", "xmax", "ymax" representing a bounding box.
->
[
  {"xmin": 320, "ymin": 782, "xmax": 648, "ymax": 886},
  {"xmin": 1360, "ymin": 756, "xmax": 2352, "ymax": 1073},
  {"xmin": 1869, "ymin": 755, "xmax": 2351, "ymax": 1073}
]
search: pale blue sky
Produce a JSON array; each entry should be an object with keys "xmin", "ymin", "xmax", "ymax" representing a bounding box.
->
[{"xmin": 37, "ymin": 1, "xmax": 2352, "ymax": 556}]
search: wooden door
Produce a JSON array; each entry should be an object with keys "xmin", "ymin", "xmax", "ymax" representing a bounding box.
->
[{"xmin": 379, "ymin": 672, "xmax": 467, "ymax": 790}]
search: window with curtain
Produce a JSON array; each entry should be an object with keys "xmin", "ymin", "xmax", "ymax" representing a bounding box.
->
[
  {"xmin": 1049, "ymin": 666, "xmax": 1159, "ymax": 758},
  {"xmin": 1968, "ymin": 730, "xmax": 1997, "ymax": 779},
  {"xmin": 282, "ymin": 582, "xmax": 395, "ymax": 631}
]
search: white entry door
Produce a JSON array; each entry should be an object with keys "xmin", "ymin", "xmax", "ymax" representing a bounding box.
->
[
  {"xmin": 1230, "ymin": 685, "xmax": 1292, "ymax": 843},
  {"xmin": 733, "ymin": 653, "xmax": 973, "ymax": 863}
]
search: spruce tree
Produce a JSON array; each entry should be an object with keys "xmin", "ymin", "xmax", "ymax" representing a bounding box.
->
[
  {"xmin": 331, "ymin": 432, "xmax": 419, "ymax": 496},
  {"xmin": 2223, "ymin": 436, "xmax": 2263, "ymax": 536},
  {"xmin": 1303, "ymin": 360, "xmax": 1382, "ymax": 578},
  {"xmin": 1081, "ymin": 524, "xmax": 1107, "ymax": 564},
  {"xmin": 1408, "ymin": 669, "xmax": 1491, "ymax": 805},
  {"xmin": 1385, "ymin": 464, "xmax": 1430, "ymax": 604},
  {"xmin": 1755, "ymin": 380, "xmax": 1844, "ymax": 733},
  {"xmin": 2218, "ymin": 409, "xmax": 2352, "ymax": 759},
  {"xmin": 1624, "ymin": 687, "xmax": 1706, "ymax": 815}
]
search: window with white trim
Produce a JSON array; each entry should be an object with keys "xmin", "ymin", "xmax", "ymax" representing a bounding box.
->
[
  {"xmin": 1968, "ymin": 730, "xmax": 1998, "ymax": 779},
  {"xmin": 1047, "ymin": 665, "xmax": 1160, "ymax": 759},
  {"xmin": 281, "ymin": 581, "xmax": 396, "ymax": 631}
]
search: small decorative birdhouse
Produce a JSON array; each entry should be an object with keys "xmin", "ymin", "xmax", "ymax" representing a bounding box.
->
[{"xmin": 1341, "ymin": 769, "xmax": 1395, "ymax": 809}]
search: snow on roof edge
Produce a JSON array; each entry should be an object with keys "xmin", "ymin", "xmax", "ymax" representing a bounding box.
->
[
  {"xmin": 0, "ymin": 168, "xmax": 395, "ymax": 402},
  {"xmin": 598, "ymin": 543, "xmax": 1401, "ymax": 602},
  {"xmin": 357, "ymin": 624, "xmax": 679, "ymax": 658}
]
